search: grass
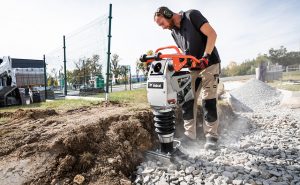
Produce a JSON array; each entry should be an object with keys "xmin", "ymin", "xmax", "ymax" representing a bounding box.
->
[
  {"xmin": 268, "ymin": 81, "xmax": 300, "ymax": 91},
  {"xmin": 267, "ymin": 71, "xmax": 300, "ymax": 91},
  {"xmin": 98, "ymin": 88, "xmax": 148, "ymax": 104},
  {"xmin": 0, "ymin": 88, "xmax": 148, "ymax": 113},
  {"xmin": 282, "ymin": 71, "xmax": 300, "ymax": 81},
  {"xmin": 0, "ymin": 99, "xmax": 101, "ymax": 113}
]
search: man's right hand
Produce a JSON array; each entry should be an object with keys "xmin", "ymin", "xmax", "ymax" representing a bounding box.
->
[
  {"xmin": 193, "ymin": 53, "xmax": 210, "ymax": 70},
  {"xmin": 198, "ymin": 56, "xmax": 209, "ymax": 69}
]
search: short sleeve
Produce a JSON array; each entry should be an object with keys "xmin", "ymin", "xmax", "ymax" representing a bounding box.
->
[{"xmin": 189, "ymin": 10, "xmax": 208, "ymax": 30}]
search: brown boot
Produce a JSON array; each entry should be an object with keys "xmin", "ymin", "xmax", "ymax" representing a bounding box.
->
[{"xmin": 204, "ymin": 136, "xmax": 218, "ymax": 150}]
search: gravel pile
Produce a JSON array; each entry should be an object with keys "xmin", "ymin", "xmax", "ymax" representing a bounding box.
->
[
  {"xmin": 133, "ymin": 79, "xmax": 300, "ymax": 185},
  {"xmin": 229, "ymin": 79, "xmax": 281, "ymax": 112},
  {"xmin": 133, "ymin": 109, "xmax": 300, "ymax": 185}
]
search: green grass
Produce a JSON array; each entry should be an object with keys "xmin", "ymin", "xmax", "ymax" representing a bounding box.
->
[
  {"xmin": 0, "ymin": 99, "xmax": 101, "ymax": 113},
  {"xmin": 98, "ymin": 88, "xmax": 148, "ymax": 104},
  {"xmin": 282, "ymin": 71, "xmax": 300, "ymax": 81},
  {"xmin": 267, "ymin": 71, "xmax": 300, "ymax": 91},
  {"xmin": 268, "ymin": 81, "xmax": 300, "ymax": 91},
  {"xmin": 0, "ymin": 88, "xmax": 148, "ymax": 113}
]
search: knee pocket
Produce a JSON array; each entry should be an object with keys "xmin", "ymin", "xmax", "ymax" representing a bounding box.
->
[
  {"xmin": 202, "ymin": 98, "xmax": 217, "ymax": 123},
  {"xmin": 201, "ymin": 75, "xmax": 219, "ymax": 100}
]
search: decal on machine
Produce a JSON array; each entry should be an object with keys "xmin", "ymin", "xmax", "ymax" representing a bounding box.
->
[{"xmin": 148, "ymin": 82, "xmax": 164, "ymax": 89}]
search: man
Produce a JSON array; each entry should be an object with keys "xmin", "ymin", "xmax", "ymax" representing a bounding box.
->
[{"xmin": 154, "ymin": 7, "xmax": 221, "ymax": 150}]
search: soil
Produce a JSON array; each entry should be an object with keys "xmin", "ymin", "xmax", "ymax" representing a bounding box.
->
[
  {"xmin": 0, "ymin": 102, "xmax": 157, "ymax": 185},
  {"xmin": 2, "ymin": 80, "xmax": 297, "ymax": 185}
]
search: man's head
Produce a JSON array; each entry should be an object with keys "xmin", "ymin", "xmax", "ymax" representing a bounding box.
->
[{"xmin": 154, "ymin": 6, "xmax": 175, "ymax": 30}]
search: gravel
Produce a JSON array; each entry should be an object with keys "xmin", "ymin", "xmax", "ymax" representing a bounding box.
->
[
  {"xmin": 133, "ymin": 80, "xmax": 300, "ymax": 185},
  {"xmin": 230, "ymin": 79, "xmax": 281, "ymax": 112}
]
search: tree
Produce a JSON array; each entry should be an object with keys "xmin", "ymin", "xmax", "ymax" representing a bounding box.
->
[
  {"xmin": 70, "ymin": 55, "xmax": 103, "ymax": 87},
  {"xmin": 285, "ymin": 51, "xmax": 300, "ymax": 67},
  {"xmin": 268, "ymin": 46, "xmax": 287, "ymax": 66},
  {"xmin": 135, "ymin": 59, "xmax": 141, "ymax": 82},
  {"xmin": 50, "ymin": 68, "xmax": 59, "ymax": 87},
  {"xmin": 86, "ymin": 55, "xmax": 102, "ymax": 78},
  {"xmin": 66, "ymin": 70, "xmax": 73, "ymax": 86},
  {"xmin": 139, "ymin": 50, "xmax": 153, "ymax": 77},
  {"xmin": 111, "ymin": 54, "xmax": 121, "ymax": 84},
  {"xmin": 221, "ymin": 45, "xmax": 300, "ymax": 77},
  {"xmin": 120, "ymin": 65, "xmax": 128, "ymax": 83},
  {"xmin": 47, "ymin": 76, "xmax": 58, "ymax": 87}
]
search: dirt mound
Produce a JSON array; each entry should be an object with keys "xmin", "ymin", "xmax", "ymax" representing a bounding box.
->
[
  {"xmin": 13, "ymin": 109, "xmax": 58, "ymax": 120},
  {"xmin": 0, "ymin": 103, "xmax": 158, "ymax": 185},
  {"xmin": 20, "ymin": 110, "xmax": 156, "ymax": 185},
  {"xmin": 65, "ymin": 101, "xmax": 125, "ymax": 114},
  {"xmin": 99, "ymin": 100, "xmax": 125, "ymax": 107},
  {"xmin": 0, "ymin": 112, "xmax": 13, "ymax": 118}
]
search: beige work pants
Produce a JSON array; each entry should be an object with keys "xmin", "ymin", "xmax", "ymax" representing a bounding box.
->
[{"xmin": 183, "ymin": 63, "xmax": 220, "ymax": 139}]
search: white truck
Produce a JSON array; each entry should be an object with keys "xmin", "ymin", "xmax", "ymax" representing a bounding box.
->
[{"xmin": 0, "ymin": 56, "xmax": 45, "ymax": 106}]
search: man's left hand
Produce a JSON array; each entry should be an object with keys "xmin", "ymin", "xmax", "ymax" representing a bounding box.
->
[{"xmin": 198, "ymin": 53, "xmax": 210, "ymax": 69}]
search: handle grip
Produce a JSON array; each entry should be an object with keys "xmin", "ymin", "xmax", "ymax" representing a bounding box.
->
[{"xmin": 139, "ymin": 53, "xmax": 161, "ymax": 63}]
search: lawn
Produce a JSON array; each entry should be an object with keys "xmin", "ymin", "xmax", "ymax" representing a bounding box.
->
[
  {"xmin": 282, "ymin": 71, "xmax": 300, "ymax": 81},
  {"xmin": 0, "ymin": 88, "xmax": 148, "ymax": 113},
  {"xmin": 268, "ymin": 71, "xmax": 300, "ymax": 91},
  {"xmin": 268, "ymin": 82, "xmax": 300, "ymax": 91},
  {"xmin": 102, "ymin": 88, "xmax": 147, "ymax": 104}
]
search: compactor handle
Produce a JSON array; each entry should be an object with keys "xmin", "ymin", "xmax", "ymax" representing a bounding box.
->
[
  {"xmin": 139, "ymin": 46, "xmax": 202, "ymax": 71},
  {"xmin": 139, "ymin": 53, "xmax": 161, "ymax": 63},
  {"xmin": 155, "ymin": 46, "xmax": 181, "ymax": 54}
]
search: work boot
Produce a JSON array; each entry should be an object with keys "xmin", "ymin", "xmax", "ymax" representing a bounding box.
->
[
  {"xmin": 179, "ymin": 134, "xmax": 195, "ymax": 145},
  {"xmin": 204, "ymin": 136, "xmax": 218, "ymax": 150}
]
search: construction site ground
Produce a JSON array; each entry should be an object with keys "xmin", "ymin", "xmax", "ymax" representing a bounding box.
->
[
  {"xmin": 0, "ymin": 78, "xmax": 299, "ymax": 185},
  {"xmin": 0, "ymin": 101, "xmax": 157, "ymax": 185}
]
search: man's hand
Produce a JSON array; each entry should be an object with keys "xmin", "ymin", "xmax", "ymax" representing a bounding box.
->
[{"xmin": 198, "ymin": 53, "xmax": 210, "ymax": 69}]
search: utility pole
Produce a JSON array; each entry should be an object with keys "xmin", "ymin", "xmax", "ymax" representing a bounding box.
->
[
  {"xmin": 63, "ymin": 35, "xmax": 67, "ymax": 96},
  {"xmin": 43, "ymin": 55, "xmax": 47, "ymax": 99},
  {"xmin": 124, "ymin": 66, "xmax": 127, "ymax": 90},
  {"xmin": 83, "ymin": 60, "xmax": 86, "ymax": 88},
  {"xmin": 105, "ymin": 4, "xmax": 112, "ymax": 100},
  {"xmin": 129, "ymin": 65, "xmax": 132, "ymax": 90},
  {"xmin": 110, "ymin": 62, "xmax": 112, "ymax": 92}
]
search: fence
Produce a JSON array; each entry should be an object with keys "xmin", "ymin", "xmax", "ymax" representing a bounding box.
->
[
  {"xmin": 45, "ymin": 13, "xmax": 109, "ymax": 95},
  {"xmin": 256, "ymin": 64, "xmax": 283, "ymax": 82},
  {"xmin": 286, "ymin": 64, "xmax": 300, "ymax": 72}
]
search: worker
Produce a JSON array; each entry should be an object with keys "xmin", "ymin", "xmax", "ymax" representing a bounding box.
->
[{"xmin": 154, "ymin": 7, "xmax": 221, "ymax": 150}]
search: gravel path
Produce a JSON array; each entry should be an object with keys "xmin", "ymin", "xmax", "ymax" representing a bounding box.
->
[{"xmin": 133, "ymin": 80, "xmax": 300, "ymax": 185}]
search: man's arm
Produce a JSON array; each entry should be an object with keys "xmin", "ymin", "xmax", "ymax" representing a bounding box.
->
[{"xmin": 200, "ymin": 23, "xmax": 217, "ymax": 55}]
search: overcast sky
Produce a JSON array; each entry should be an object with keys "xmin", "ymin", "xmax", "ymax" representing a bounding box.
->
[{"xmin": 0, "ymin": 0, "xmax": 299, "ymax": 72}]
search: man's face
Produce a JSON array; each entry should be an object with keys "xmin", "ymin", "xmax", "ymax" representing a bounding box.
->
[{"xmin": 154, "ymin": 16, "xmax": 174, "ymax": 30}]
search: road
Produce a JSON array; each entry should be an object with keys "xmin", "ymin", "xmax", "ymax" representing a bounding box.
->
[{"xmin": 54, "ymin": 82, "xmax": 147, "ymax": 98}]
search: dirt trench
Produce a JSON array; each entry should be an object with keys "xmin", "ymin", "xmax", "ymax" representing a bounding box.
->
[{"xmin": 0, "ymin": 103, "xmax": 158, "ymax": 185}]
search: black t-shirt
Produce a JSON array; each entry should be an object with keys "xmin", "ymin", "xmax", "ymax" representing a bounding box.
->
[{"xmin": 171, "ymin": 9, "xmax": 221, "ymax": 65}]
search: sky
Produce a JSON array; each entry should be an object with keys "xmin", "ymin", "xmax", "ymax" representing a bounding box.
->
[{"xmin": 0, "ymin": 0, "xmax": 300, "ymax": 74}]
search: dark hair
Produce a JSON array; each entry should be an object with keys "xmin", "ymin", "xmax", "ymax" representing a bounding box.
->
[{"xmin": 154, "ymin": 6, "xmax": 174, "ymax": 19}]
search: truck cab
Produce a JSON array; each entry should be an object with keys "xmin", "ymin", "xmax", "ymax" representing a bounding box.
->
[{"xmin": 0, "ymin": 56, "xmax": 45, "ymax": 106}]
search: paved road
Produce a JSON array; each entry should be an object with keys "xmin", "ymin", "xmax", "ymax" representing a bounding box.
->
[
  {"xmin": 109, "ymin": 82, "xmax": 146, "ymax": 92},
  {"xmin": 54, "ymin": 82, "xmax": 147, "ymax": 98}
]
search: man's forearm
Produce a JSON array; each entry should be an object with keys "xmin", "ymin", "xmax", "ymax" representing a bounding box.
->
[
  {"xmin": 200, "ymin": 23, "xmax": 217, "ymax": 56},
  {"xmin": 204, "ymin": 34, "xmax": 217, "ymax": 55}
]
